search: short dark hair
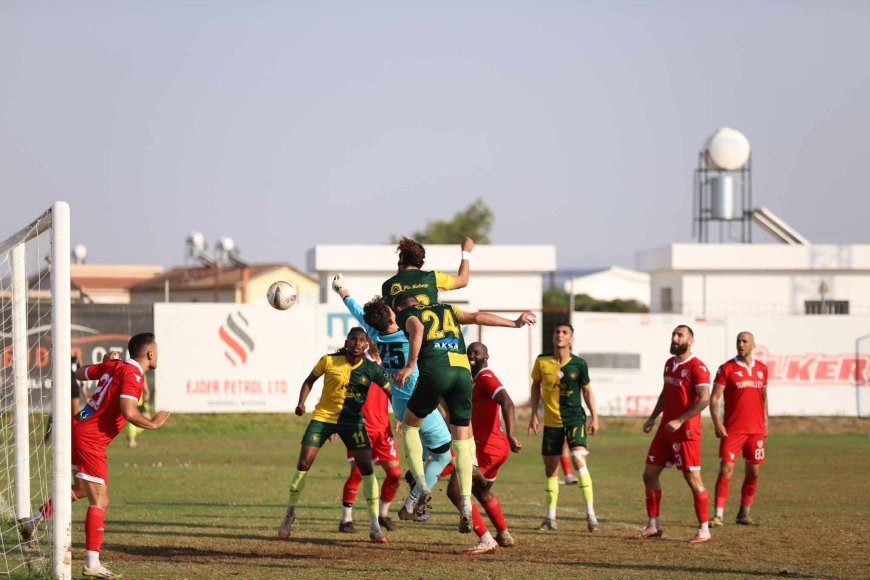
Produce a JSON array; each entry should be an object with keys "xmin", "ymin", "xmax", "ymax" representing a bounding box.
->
[
  {"xmin": 394, "ymin": 292, "xmax": 419, "ymax": 310},
  {"xmin": 397, "ymin": 237, "xmax": 425, "ymax": 268},
  {"xmin": 676, "ymin": 324, "xmax": 694, "ymax": 337},
  {"xmin": 128, "ymin": 333, "xmax": 156, "ymax": 358},
  {"xmin": 554, "ymin": 322, "xmax": 574, "ymax": 334},
  {"xmin": 363, "ymin": 296, "xmax": 392, "ymax": 333}
]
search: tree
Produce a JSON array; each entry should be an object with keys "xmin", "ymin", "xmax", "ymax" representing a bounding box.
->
[
  {"xmin": 391, "ymin": 198, "xmax": 493, "ymax": 244},
  {"xmin": 543, "ymin": 289, "xmax": 648, "ymax": 313}
]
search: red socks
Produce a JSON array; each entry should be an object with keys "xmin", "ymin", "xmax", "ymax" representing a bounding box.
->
[
  {"xmin": 38, "ymin": 490, "xmax": 80, "ymax": 520},
  {"xmin": 85, "ymin": 506, "xmax": 106, "ymax": 552},
  {"xmin": 381, "ymin": 466, "xmax": 402, "ymax": 503},
  {"xmin": 741, "ymin": 478, "xmax": 758, "ymax": 507},
  {"xmin": 693, "ymin": 490, "xmax": 709, "ymax": 524},
  {"xmin": 342, "ymin": 465, "xmax": 363, "ymax": 505},
  {"xmin": 715, "ymin": 475, "xmax": 731, "ymax": 510},
  {"xmin": 482, "ymin": 497, "xmax": 507, "ymax": 532},
  {"xmin": 645, "ymin": 489, "xmax": 661, "ymax": 518},
  {"xmin": 471, "ymin": 503, "xmax": 488, "ymax": 537},
  {"xmin": 560, "ymin": 455, "xmax": 573, "ymax": 476}
]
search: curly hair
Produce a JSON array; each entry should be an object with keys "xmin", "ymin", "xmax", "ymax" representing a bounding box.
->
[
  {"xmin": 363, "ymin": 297, "xmax": 393, "ymax": 333},
  {"xmin": 397, "ymin": 236, "xmax": 425, "ymax": 269},
  {"xmin": 334, "ymin": 327, "xmax": 368, "ymax": 355}
]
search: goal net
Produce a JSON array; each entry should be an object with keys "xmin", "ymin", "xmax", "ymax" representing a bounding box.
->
[{"xmin": 0, "ymin": 202, "xmax": 71, "ymax": 579}]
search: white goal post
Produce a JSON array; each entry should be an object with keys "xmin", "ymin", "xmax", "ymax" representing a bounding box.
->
[{"xmin": 1, "ymin": 201, "xmax": 72, "ymax": 579}]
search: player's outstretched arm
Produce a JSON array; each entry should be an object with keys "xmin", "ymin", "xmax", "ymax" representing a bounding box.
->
[
  {"xmin": 451, "ymin": 237, "xmax": 475, "ymax": 290},
  {"xmin": 458, "ymin": 310, "xmax": 537, "ymax": 328},
  {"xmin": 120, "ymin": 397, "xmax": 170, "ymax": 429},
  {"xmin": 581, "ymin": 384, "xmax": 599, "ymax": 435}
]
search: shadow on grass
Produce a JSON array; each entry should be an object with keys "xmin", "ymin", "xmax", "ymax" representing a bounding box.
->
[{"xmin": 535, "ymin": 559, "xmax": 821, "ymax": 578}]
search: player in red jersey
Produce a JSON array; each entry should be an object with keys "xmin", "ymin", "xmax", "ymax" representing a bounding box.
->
[
  {"xmin": 710, "ymin": 331, "xmax": 768, "ymax": 527},
  {"xmin": 639, "ymin": 325, "xmax": 712, "ymax": 544},
  {"xmin": 446, "ymin": 342, "xmax": 521, "ymax": 555},
  {"xmin": 340, "ymin": 342, "xmax": 402, "ymax": 534},
  {"xmin": 19, "ymin": 333, "xmax": 171, "ymax": 579}
]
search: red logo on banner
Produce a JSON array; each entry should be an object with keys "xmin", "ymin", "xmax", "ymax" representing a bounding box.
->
[
  {"xmin": 219, "ymin": 312, "xmax": 255, "ymax": 367},
  {"xmin": 754, "ymin": 345, "xmax": 870, "ymax": 385}
]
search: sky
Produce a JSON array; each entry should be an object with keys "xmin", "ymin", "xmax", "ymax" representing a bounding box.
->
[{"xmin": 1, "ymin": 1, "xmax": 868, "ymax": 272}]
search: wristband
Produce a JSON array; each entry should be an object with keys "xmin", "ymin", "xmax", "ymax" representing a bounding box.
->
[{"xmin": 461, "ymin": 251, "xmax": 472, "ymax": 261}]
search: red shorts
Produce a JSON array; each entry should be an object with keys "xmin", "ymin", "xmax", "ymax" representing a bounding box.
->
[
  {"xmin": 346, "ymin": 429, "xmax": 397, "ymax": 464},
  {"xmin": 72, "ymin": 443, "xmax": 108, "ymax": 485},
  {"xmin": 719, "ymin": 433, "xmax": 766, "ymax": 465},
  {"xmin": 475, "ymin": 444, "xmax": 509, "ymax": 481},
  {"xmin": 646, "ymin": 429, "xmax": 701, "ymax": 472}
]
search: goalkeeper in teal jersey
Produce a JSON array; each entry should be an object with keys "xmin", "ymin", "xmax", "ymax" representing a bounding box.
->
[{"xmin": 332, "ymin": 274, "xmax": 453, "ymax": 520}]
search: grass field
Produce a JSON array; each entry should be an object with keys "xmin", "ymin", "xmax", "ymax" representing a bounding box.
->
[{"xmin": 7, "ymin": 414, "xmax": 870, "ymax": 579}]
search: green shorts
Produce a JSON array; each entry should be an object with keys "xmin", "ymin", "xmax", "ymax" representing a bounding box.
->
[
  {"xmin": 301, "ymin": 419, "xmax": 370, "ymax": 450},
  {"xmin": 407, "ymin": 366, "xmax": 473, "ymax": 427},
  {"xmin": 542, "ymin": 422, "xmax": 587, "ymax": 456}
]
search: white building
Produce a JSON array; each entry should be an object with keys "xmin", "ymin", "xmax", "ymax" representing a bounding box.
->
[
  {"xmin": 563, "ymin": 266, "xmax": 650, "ymax": 306},
  {"xmin": 307, "ymin": 243, "xmax": 556, "ymax": 404},
  {"xmin": 637, "ymin": 243, "xmax": 870, "ymax": 317}
]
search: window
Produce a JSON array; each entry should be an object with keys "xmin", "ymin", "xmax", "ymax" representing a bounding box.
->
[
  {"xmin": 660, "ymin": 287, "xmax": 674, "ymax": 313},
  {"xmin": 805, "ymin": 300, "xmax": 849, "ymax": 315}
]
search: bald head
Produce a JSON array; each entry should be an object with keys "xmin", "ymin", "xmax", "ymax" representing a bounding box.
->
[
  {"xmin": 736, "ymin": 331, "xmax": 755, "ymax": 361},
  {"xmin": 467, "ymin": 342, "xmax": 489, "ymax": 375}
]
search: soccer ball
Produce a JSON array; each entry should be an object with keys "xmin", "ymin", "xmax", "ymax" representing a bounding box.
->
[{"xmin": 266, "ymin": 281, "xmax": 297, "ymax": 310}]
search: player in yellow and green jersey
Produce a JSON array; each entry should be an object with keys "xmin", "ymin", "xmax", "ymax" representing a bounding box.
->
[
  {"xmin": 393, "ymin": 294, "xmax": 536, "ymax": 539},
  {"xmin": 278, "ymin": 327, "xmax": 392, "ymax": 544},
  {"xmin": 528, "ymin": 322, "xmax": 601, "ymax": 532},
  {"xmin": 381, "ymin": 236, "xmax": 474, "ymax": 306}
]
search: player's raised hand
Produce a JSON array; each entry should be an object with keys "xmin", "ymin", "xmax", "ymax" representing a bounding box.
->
[
  {"xmin": 295, "ymin": 403, "xmax": 306, "ymax": 416},
  {"xmin": 515, "ymin": 312, "xmax": 537, "ymax": 328},
  {"xmin": 528, "ymin": 413, "xmax": 540, "ymax": 435},
  {"xmin": 395, "ymin": 366, "xmax": 413, "ymax": 386},
  {"xmin": 642, "ymin": 416, "xmax": 656, "ymax": 433},
  {"xmin": 103, "ymin": 351, "xmax": 122, "ymax": 362},
  {"xmin": 151, "ymin": 411, "xmax": 171, "ymax": 429},
  {"xmin": 509, "ymin": 435, "xmax": 522, "ymax": 453},
  {"xmin": 331, "ymin": 273, "xmax": 349, "ymax": 298},
  {"xmin": 461, "ymin": 237, "xmax": 474, "ymax": 252}
]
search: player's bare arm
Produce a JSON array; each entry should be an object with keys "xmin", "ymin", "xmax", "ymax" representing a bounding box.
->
[
  {"xmin": 120, "ymin": 397, "xmax": 170, "ymax": 429},
  {"xmin": 295, "ymin": 373, "xmax": 318, "ymax": 416},
  {"xmin": 494, "ymin": 389, "xmax": 522, "ymax": 452},
  {"xmin": 395, "ymin": 317, "xmax": 423, "ymax": 386},
  {"xmin": 581, "ymin": 384, "xmax": 599, "ymax": 435},
  {"xmin": 709, "ymin": 383, "xmax": 728, "ymax": 438},
  {"xmin": 457, "ymin": 310, "xmax": 537, "ymax": 328},
  {"xmin": 450, "ymin": 237, "xmax": 475, "ymax": 290},
  {"xmin": 667, "ymin": 385, "xmax": 711, "ymax": 433},
  {"xmin": 528, "ymin": 379, "xmax": 542, "ymax": 435},
  {"xmin": 643, "ymin": 391, "xmax": 665, "ymax": 433}
]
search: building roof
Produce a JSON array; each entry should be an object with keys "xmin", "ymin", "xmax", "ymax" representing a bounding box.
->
[
  {"xmin": 130, "ymin": 263, "xmax": 316, "ymax": 291},
  {"xmin": 637, "ymin": 243, "xmax": 870, "ymax": 272}
]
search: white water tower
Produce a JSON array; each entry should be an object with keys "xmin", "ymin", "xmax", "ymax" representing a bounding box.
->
[{"xmin": 694, "ymin": 127, "xmax": 754, "ymax": 243}]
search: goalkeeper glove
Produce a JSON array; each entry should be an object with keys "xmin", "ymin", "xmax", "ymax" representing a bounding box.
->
[{"xmin": 331, "ymin": 273, "xmax": 346, "ymax": 294}]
